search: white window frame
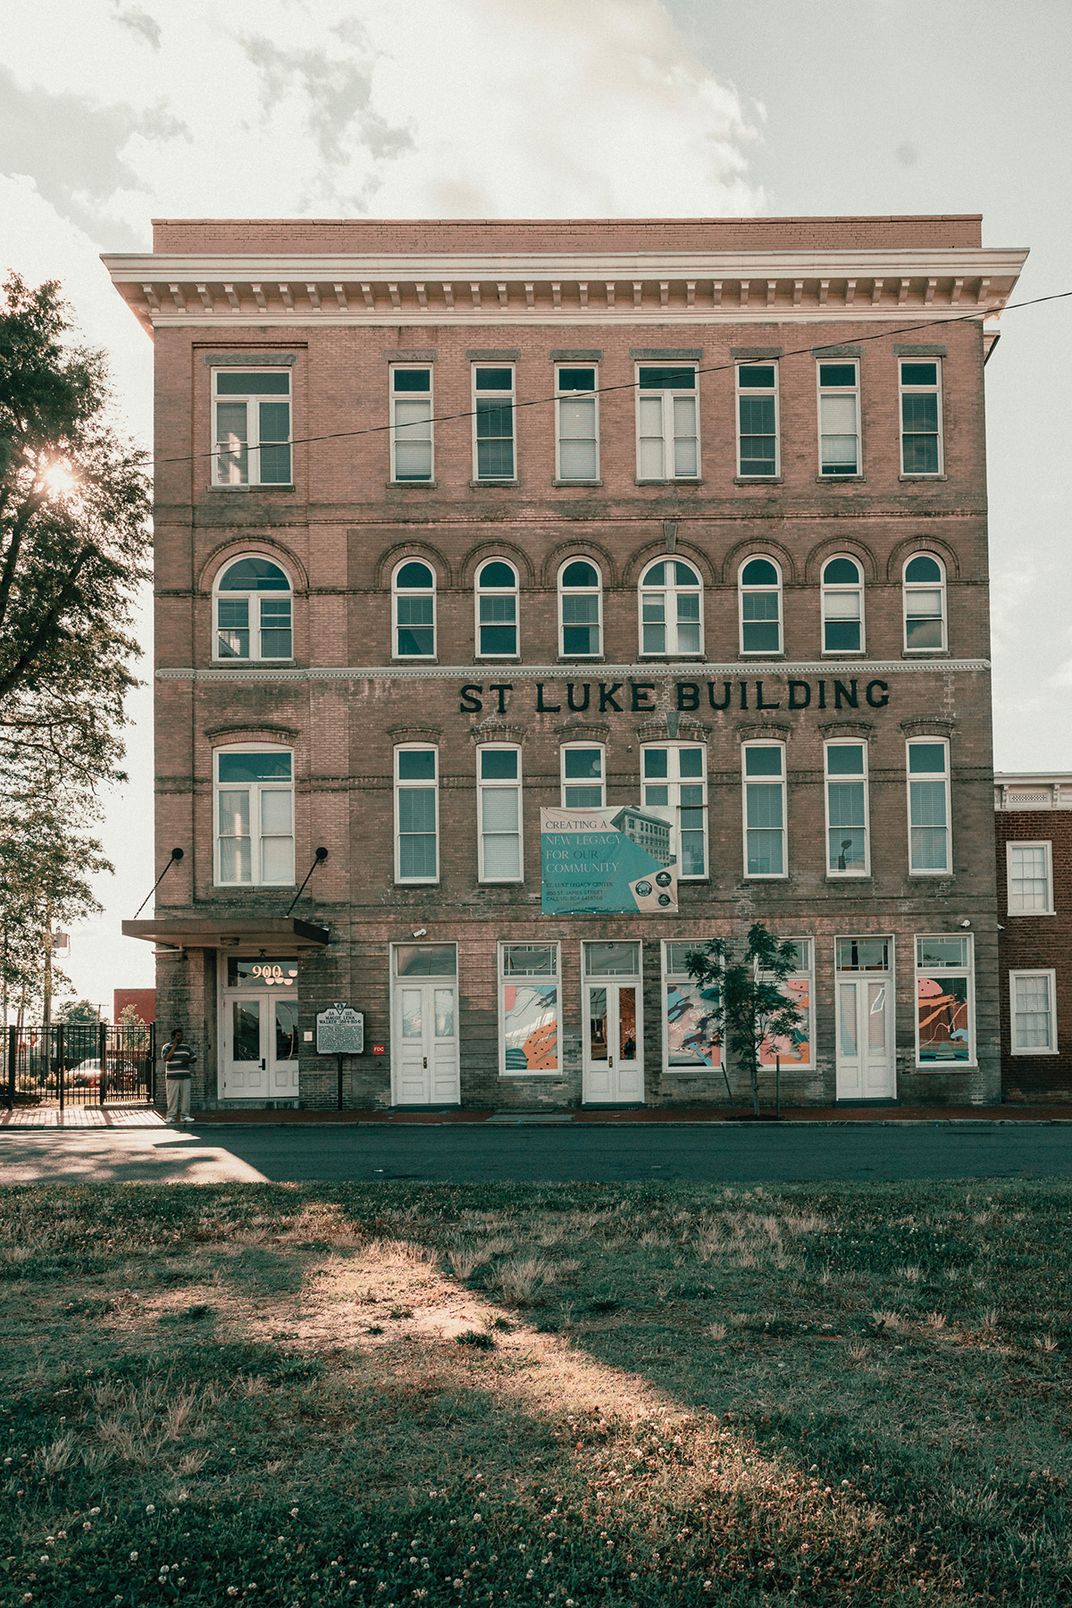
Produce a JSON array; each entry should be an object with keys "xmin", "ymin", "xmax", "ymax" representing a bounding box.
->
[
  {"xmin": 477, "ymin": 744, "xmax": 524, "ymax": 884},
  {"xmin": 472, "ymin": 364, "xmax": 516, "ymax": 482},
  {"xmin": 906, "ymin": 738, "xmax": 952, "ymax": 877},
  {"xmin": 389, "ymin": 364, "xmax": 434, "ymax": 483},
  {"xmin": 498, "ymin": 942, "xmax": 561, "ymax": 1077},
  {"xmin": 557, "ymin": 558, "xmax": 603, "ymax": 659},
  {"xmin": 742, "ymin": 741, "xmax": 788, "ymax": 879},
  {"xmin": 213, "ymin": 743, "xmax": 295, "ymax": 888},
  {"xmin": 555, "ymin": 364, "xmax": 599, "ymax": 482},
  {"xmin": 391, "ymin": 558, "xmax": 437, "ymax": 660},
  {"xmin": 212, "ymin": 555, "xmax": 293, "ymax": 663},
  {"xmin": 903, "ymin": 552, "xmax": 948, "ymax": 653},
  {"xmin": 635, "ymin": 362, "xmax": 699, "ymax": 481},
  {"xmin": 914, "ymin": 934, "xmax": 976, "ymax": 1069},
  {"xmin": 475, "ymin": 558, "xmax": 520, "ymax": 659},
  {"xmin": 661, "ymin": 940, "xmax": 722, "ymax": 1076},
  {"xmin": 211, "ymin": 368, "xmax": 292, "ymax": 488},
  {"xmin": 394, "ymin": 743, "xmax": 439, "ymax": 885},
  {"xmin": 735, "ymin": 361, "xmax": 779, "ymax": 478},
  {"xmin": 816, "ymin": 358, "xmax": 861, "ymax": 477},
  {"xmin": 560, "ymin": 742, "xmax": 606, "ymax": 808},
  {"xmin": 641, "ymin": 742, "xmax": 708, "ymax": 880},
  {"xmin": 820, "ymin": 555, "xmax": 866, "ymax": 655},
  {"xmin": 1009, "ymin": 969, "xmax": 1058, "ymax": 1056},
  {"xmin": 738, "ymin": 556, "xmax": 783, "ymax": 655},
  {"xmin": 824, "ymin": 739, "xmax": 870, "ymax": 877},
  {"xmin": 638, "ymin": 557, "xmax": 704, "ymax": 658},
  {"xmin": 1006, "ymin": 840, "xmax": 1055, "ymax": 916},
  {"xmin": 899, "ymin": 358, "xmax": 944, "ymax": 476}
]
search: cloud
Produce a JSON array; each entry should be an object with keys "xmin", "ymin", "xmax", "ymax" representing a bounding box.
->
[{"xmin": 111, "ymin": 1, "xmax": 161, "ymax": 49}]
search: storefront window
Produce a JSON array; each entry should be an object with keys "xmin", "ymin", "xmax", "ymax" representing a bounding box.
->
[
  {"xmin": 759, "ymin": 939, "xmax": 814, "ymax": 1068},
  {"xmin": 663, "ymin": 942, "xmax": 721, "ymax": 1070},
  {"xmin": 915, "ymin": 935, "xmax": 974, "ymax": 1065},
  {"xmin": 499, "ymin": 943, "xmax": 560, "ymax": 1074}
]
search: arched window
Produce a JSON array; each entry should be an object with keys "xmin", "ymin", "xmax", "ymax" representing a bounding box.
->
[
  {"xmin": 903, "ymin": 553, "xmax": 947, "ymax": 651},
  {"xmin": 639, "ymin": 558, "xmax": 703, "ymax": 657},
  {"xmin": 558, "ymin": 558, "xmax": 602, "ymax": 657},
  {"xmin": 820, "ymin": 556, "xmax": 865, "ymax": 653},
  {"xmin": 214, "ymin": 556, "xmax": 292, "ymax": 661},
  {"xmin": 738, "ymin": 557, "xmax": 783, "ymax": 654},
  {"xmin": 392, "ymin": 559, "xmax": 436, "ymax": 659},
  {"xmin": 475, "ymin": 559, "xmax": 519, "ymax": 657},
  {"xmin": 214, "ymin": 745, "xmax": 294, "ymax": 886}
]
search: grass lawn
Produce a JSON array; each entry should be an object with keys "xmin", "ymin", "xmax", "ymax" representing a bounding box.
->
[{"xmin": 0, "ymin": 1182, "xmax": 1069, "ymax": 1606}]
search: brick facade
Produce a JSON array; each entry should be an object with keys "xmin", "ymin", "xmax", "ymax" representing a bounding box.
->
[{"xmin": 105, "ymin": 215, "xmax": 1027, "ymax": 1110}]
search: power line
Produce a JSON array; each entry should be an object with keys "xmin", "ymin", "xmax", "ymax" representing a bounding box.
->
[{"xmin": 152, "ymin": 288, "xmax": 1071, "ymax": 469}]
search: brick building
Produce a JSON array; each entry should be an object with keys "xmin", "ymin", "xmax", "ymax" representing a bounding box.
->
[
  {"xmin": 995, "ymin": 775, "xmax": 1071, "ymax": 1100},
  {"xmin": 105, "ymin": 215, "xmax": 1026, "ymax": 1110}
]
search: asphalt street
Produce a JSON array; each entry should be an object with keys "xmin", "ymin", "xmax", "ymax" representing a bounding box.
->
[{"xmin": 0, "ymin": 1122, "xmax": 1070, "ymax": 1185}]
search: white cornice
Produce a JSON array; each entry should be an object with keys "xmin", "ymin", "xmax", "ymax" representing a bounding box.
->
[{"xmin": 157, "ymin": 659, "xmax": 991, "ymax": 682}]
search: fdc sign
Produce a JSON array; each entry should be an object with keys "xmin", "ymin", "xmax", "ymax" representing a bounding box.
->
[{"xmin": 540, "ymin": 805, "xmax": 678, "ymax": 915}]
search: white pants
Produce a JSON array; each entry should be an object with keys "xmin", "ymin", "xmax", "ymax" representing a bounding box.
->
[{"xmin": 165, "ymin": 1075, "xmax": 192, "ymax": 1122}]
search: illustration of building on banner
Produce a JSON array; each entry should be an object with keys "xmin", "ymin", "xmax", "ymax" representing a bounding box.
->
[
  {"xmin": 608, "ymin": 806, "xmax": 674, "ymax": 866},
  {"xmin": 540, "ymin": 806, "xmax": 677, "ymax": 915}
]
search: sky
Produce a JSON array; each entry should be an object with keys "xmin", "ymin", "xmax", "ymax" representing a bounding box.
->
[{"xmin": 3, "ymin": 0, "xmax": 1071, "ymax": 1011}]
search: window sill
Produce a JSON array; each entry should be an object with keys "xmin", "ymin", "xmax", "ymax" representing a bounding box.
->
[
  {"xmin": 820, "ymin": 650, "xmax": 867, "ymax": 657},
  {"xmin": 903, "ymin": 649, "xmax": 950, "ymax": 658},
  {"xmin": 393, "ymin": 658, "xmax": 438, "ymax": 666},
  {"xmin": 899, "ymin": 473, "xmax": 947, "ymax": 482},
  {"xmin": 739, "ymin": 651, "xmax": 785, "ymax": 659},
  {"xmin": 1010, "ymin": 1048, "xmax": 1060, "ymax": 1058},
  {"xmin": 743, "ymin": 875, "xmax": 790, "ymax": 883},
  {"xmin": 498, "ymin": 1070, "xmax": 564, "ymax": 1079},
  {"xmin": 913, "ymin": 1062, "xmax": 976, "ymax": 1073},
  {"xmin": 635, "ymin": 478, "xmax": 704, "ymax": 487},
  {"xmin": 816, "ymin": 474, "xmax": 864, "ymax": 483},
  {"xmin": 208, "ymin": 484, "xmax": 296, "ymax": 493},
  {"xmin": 553, "ymin": 479, "xmax": 603, "ymax": 488},
  {"xmin": 1007, "ymin": 910, "xmax": 1056, "ymax": 918},
  {"xmin": 394, "ymin": 880, "xmax": 440, "ymax": 888},
  {"xmin": 735, "ymin": 475, "xmax": 782, "ymax": 486},
  {"xmin": 908, "ymin": 871, "xmax": 954, "ymax": 880},
  {"xmin": 470, "ymin": 479, "xmax": 519, "ymax": 489},
  {"xmin": 387, "ymin": 480, "xmax": 438, "ymax": 489},
  {"xmin": 212, "ymin": 659, "xmax": 297, "ymax": 668}
]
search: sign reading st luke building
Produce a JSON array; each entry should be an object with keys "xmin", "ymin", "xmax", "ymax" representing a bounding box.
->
[
  {"xmin": 460, "ymin": 676, "xmax": 891, "ymax": 716},
  {"xmin": 541, "ymin": 805, "xmax": 679, "ymax": 915}
]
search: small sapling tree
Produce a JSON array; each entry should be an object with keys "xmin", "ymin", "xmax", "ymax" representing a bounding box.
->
[{"xmin": 686, "ymin": 923, "xmax": 806, "ymax": 1117}]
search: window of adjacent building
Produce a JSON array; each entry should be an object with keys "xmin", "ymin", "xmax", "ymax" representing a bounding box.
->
[
  {"xmin": 739, "ymin": 557, "xmax": 783, "ymax": 654},
  {"xmin": 743, "ymin": 742, "xmax": 787, "ymax": 877},
  {"xmin": 561, "ymin": 743, "xmax": 606, "ymax": 808},
  {"xmin": 1010, "ymin": 970, "xmax": 1058, "ymax": 1055},
  {"xmin": 1007, "ymin": 841, "xmax": 1054, "ymax": 914},
  {"xmin": 214, "ymin": 747, "xmax": 294, "ymax": 886},
  {"xmin": 825, "ymin": 740, "xmax": 870, "ymax": 876},
  {"xmin": 395, "ymin": 745, "xmax": 438, "ymax": 883},
  {"xmin": 915, "ymin": 935, "xmax": 974, "ymax": 1066},
  {"xmin": 555, "ymin": 365, "xmax": 599, "ymax": 481},
  {"xmin": 821, "ymin": 556, "xmax": 865, "ymax": 653},
  {"xmin": 899, "ymin": 359, "xmax": 943, "ymax": 475},
  {"xmin": 907, "ymin": 739, "xmax": 952, "ymax": 875},
  {"xmin": 214, "ymin": 556, "xmax": 293, "ymax": 661},
  {"xmin": 391, "ymin": 559, "xmax": 436, "ymax": 659},
  {"xmin": 477, "ymin": 746, "xmax": 523, "ymax": 883},
  {"xmin": 642, "ymin": 744, "xmax": 708, "ymax": 879},
  {"xmin": 212, "ymin": 369, "xmax": 292, "ymax": 486},
  {"xmin": 817, "ymin": 360, "xmax": 860, "ymax": 476},
  {"xmin": 475, "ymin": 559, "xmax": 519, "ymax": 657},
  {"xmin": 473, "ymin": 365, "xmax": 515, "ymax": 481},
  {"xmin": 639, "ymin": 558, "xmax": 703, "ymax": 656},
  {"xmin": 903, "ymin": 553, "xmax": 947, "ymax": 652},
  {"xmin": 558, "ymin": 559, "xmax": 602, "ymax": 657},
  {"xmin": 761, "ymin": 938, "xmax": 815, "ymax": 1069},
  {"xmin": 663, "ymin": 941, "xmax": 721, "ymax": 1072},
  {"xmin": 736, "ymin": 362, "xmax": 778, "ymax": 477},
  {"xmin": 389, "ymin": 366, "xmax": 433, "ymax": 482},
  {"xmin": 636, "ymin": 364, "xmax": 699, "ymax": 480},
  {"xmin": 499, "ymin": 943, "xmax": 560, "ymax": 1075}
]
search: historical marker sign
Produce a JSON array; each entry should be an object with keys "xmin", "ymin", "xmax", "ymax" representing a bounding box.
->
[{"xmin": 316, "ymin": 1004, "xmax": 365, "ymax": 1056}]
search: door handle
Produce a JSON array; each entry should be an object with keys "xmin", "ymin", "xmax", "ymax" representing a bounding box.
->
[
  {"xmin": 260, "ymin": 1058, "xmax": 266, "ymax": 1070},
  {"xmin": 608, "ymin": 1056, "xmax": 614, "ymax": 1068},
  {"xmin": 422, "ymin": 1056, "xmax": 428, "ymax": 1069}
]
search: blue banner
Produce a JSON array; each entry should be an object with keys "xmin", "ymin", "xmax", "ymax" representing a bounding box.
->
[{"xmin": 540, "ymin": 806, "xmax": 678, "ymax": 915}]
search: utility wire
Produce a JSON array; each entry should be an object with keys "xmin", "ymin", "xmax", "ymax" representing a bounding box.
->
[{"xmin": 152, "ymin": 288, "xmax": 1071, "ymax": 469}]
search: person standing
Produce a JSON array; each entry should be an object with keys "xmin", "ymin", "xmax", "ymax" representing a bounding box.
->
[{"xmin": 161, "ymin": 1027, "xmax": 196, "ymax": 1123}]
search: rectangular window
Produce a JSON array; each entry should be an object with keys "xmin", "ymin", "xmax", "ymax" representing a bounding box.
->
[
  {"xmin": 736, "ymin": 362, "xmax": 778, "ymax": 477},
  {"xmin": 499, "ymin": 943, "xmax": 560, "ymax": 1075},
  {"xmin": 817, "ymin": 360, "xmax": 860, "ymax": 476},
  {"xmin": 561, "ymin": 744, "xmax": 605, "ymax": 808},
  {"xmin": 916, "ymin": 935, "xmax": 975, "ymax": 1066},
  {"xmin": 636, "ymin": 364, "xmax": 699, "ymax": 480},
  {"xmin": 390, "ymin": 366, "xmax": 433, "ymax": 481},
  {"xmin": 1006, "ymin": 841, "xmax": 1054, "ymax": 914},
  {"xmin": 395, "ymin": 746, "xmax": 439, "ymax": 883},
  {"xmin": 212, "ymin": 369, "xmax": 292, "ymax": 486},
  {"xmin": 663, "ymin": 941, "xmax": 721, "ymax": 1072},
  {"xmin": 642, "ymin": 744, "xmax": 708, "ymax": 878},
  {"xmin": 555, "ymin": 366, "xmax": 598, "ymax": 481},
  {"xmin": 836, "ymin": 936, "xmax": 891, "ymax": 972},
  {"xmin": 214, "ymin": 749, "xmax": 294, "ymax": 886},
  {"xmin": 1010, "ymin": 970, "xmax": 1058, "ymax": 1055},
  {"xmin": 825, "ymin": 741, "xmax": 869, "ymax": 876},
  {"xmin": 478, "ymin": 746, "xmax": 523, "ymax": 882},
  {"xmin": 743, "ymin": 743, "xmax": 787, "ymax": 877},
  {"xmin": 907, "ymin": 739, "xmax": 951, "ymax": 875},
  {"xmin": 759, "ymin": 938, "xmax": 815, "ymax": 1069},
  {"xmin": 900, "ymin": 359, "xmax": 943, "ymax": 475},
  {"xmin": 473, "ymin": 366, "xmax": 515, "ymax": 481}
]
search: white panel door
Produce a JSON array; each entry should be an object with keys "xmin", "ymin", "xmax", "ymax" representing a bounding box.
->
[
  {"xmin": 393, "ymin": 981, "xmax": 460, "ymax": 1105},
  {"xmin": 835, "ymin": 976, "xmax": 895, "ymax": 1099},
  {"xmin": 583, "ymin": 981, "xmax": 643, "ymax": 1103},
  {"xmin": 221, "ymin": 994, "xmax": 268, "ymax": 1098}
]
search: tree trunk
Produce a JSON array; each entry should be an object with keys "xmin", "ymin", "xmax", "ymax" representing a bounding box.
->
[{"xmin": 750, "ymin": 1049, "xmax": 760, "ymax": 1117}]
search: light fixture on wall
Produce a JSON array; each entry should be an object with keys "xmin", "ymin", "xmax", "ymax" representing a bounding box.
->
[
  {"xmin": 412, "ymin": 927, "xmax": 428, "ymax": 938},
  {"xmin": 959, "ymin": 919, "xmax": 972, "ymax": 929}
]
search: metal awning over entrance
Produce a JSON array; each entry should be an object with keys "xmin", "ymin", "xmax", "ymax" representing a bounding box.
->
[{"xmin": 122, "ymin": 916, "xmax": 331, "ymax": 950}]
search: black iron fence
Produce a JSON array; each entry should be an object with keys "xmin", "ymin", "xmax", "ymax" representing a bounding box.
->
[{"xmin": 5, "ymin": 1023, "xmax": 156, "ymax": 1108}]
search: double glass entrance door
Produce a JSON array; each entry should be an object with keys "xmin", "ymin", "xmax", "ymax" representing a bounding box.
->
[
  {"xmin": 220, "ymin": 957, "xmax": 299, "ymax": 1099},
  {"xmin": 834, "ymin": 938, "xmax": 895, "ymax": 1099},
  {"xmin": 583, "ymin": 942, "xmax": 643, "ymax": 1104}
]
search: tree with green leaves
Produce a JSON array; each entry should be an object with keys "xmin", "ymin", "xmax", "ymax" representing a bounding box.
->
[{"xmin": 686, "ymin": 923, "xmax": 806, "ymax": 1118}]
